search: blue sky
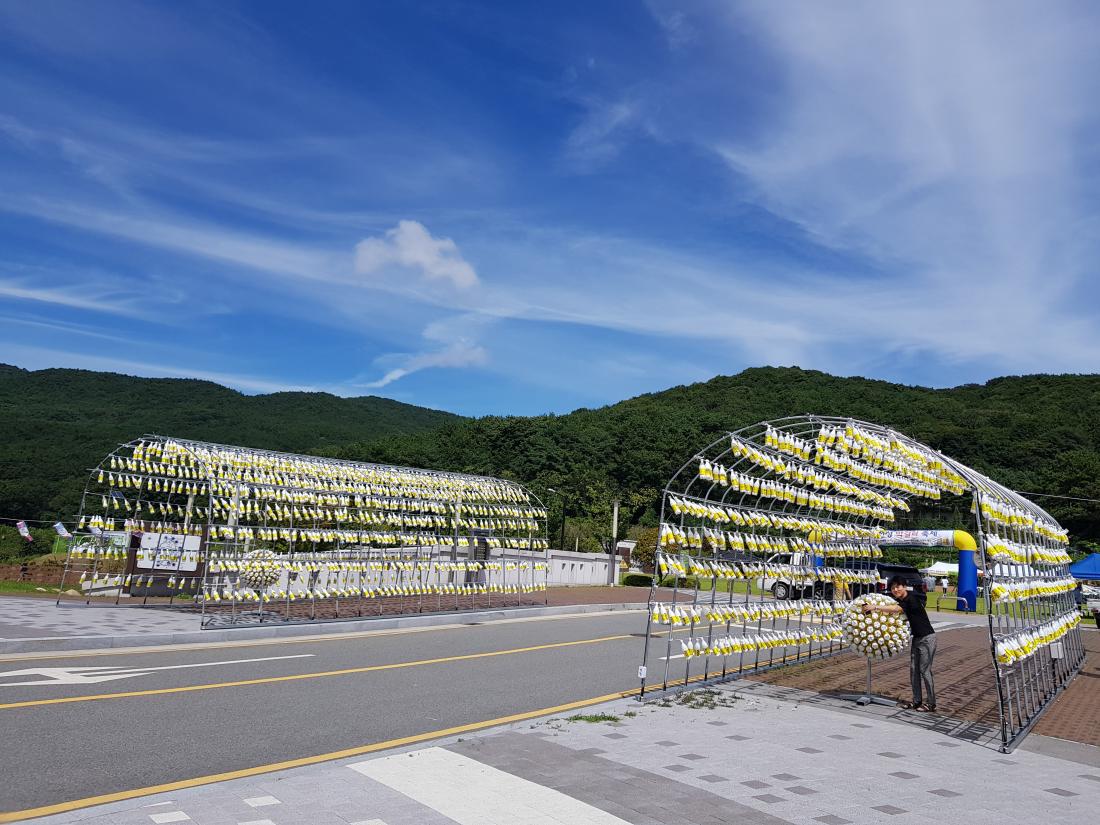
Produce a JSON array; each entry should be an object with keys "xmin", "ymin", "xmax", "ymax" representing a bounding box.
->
[{"xmin": 2, "ymin": 1, "xmax": 1099, "ymax": 416}]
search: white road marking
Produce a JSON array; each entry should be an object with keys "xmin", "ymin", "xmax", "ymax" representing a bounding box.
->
[
  {"xmin": 149, "ymin": 813, "xmax": 190, "ymax": 824},
  {"xmin": 349, "ymin": 746, "xmax": 633, "ymax": 825},
  {"xmin": 242, "ymin": 796, "xmax": 281, "ymax": 808},
  {"xmin": 0, "ymin": 655, "xmax": 314, "ymax": 686}
]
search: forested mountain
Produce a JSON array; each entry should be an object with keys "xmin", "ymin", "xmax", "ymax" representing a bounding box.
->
[
  {"xmin": 3, "ymin": 365, "xmax": 1098, "ymax": 553},
  {"xmin": 0, "ymin": 365, "xmax": 460, "ymax": 522},
  {"xmin": 325, "ymin": 368, "xmax": 1100, "ymax": 548}
]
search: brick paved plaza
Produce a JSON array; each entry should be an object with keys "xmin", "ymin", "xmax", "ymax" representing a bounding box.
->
[{"xmin": 749, "ymin": 625, "xmax": 1100, "ymax": 748}]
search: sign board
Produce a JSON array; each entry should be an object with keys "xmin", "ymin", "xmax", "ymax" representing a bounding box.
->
[
  {"xmin": 103, "ymin": 531, "xmax": 130, "ymax": 550},
  {"xmin": 880, "ymin": 530, "xmax": 956, "ymax": 548},
  {"xmin": 136, "ymin": 533, "xmax": 201, "ymax": 572}
]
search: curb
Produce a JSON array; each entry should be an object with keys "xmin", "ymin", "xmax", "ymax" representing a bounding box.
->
[{"xmin": 0, "ymin": 602, "xmax": 650, "ymax": 655}]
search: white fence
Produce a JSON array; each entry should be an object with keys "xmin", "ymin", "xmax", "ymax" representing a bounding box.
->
[{"xmin": 490, "ymin": 547, "xmax": 613, "ymax": 586}]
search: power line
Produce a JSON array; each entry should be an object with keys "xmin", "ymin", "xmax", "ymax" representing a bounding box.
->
[
  {"xmin": 1014, "ymin": 490, "xmax": 1100, "ymax": 504},
  {"xmin": 0, "ymin": 516, "xmax": 73, "ymax": 525}
]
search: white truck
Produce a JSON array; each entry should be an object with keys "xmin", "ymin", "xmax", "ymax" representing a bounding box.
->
[
  {"xmin": 758, "ymin": 552, "xmax": 924, "ymax": 600},
  {"xmin": 757, "ymin": 552, "xmax": 830, "ymax": 600}
]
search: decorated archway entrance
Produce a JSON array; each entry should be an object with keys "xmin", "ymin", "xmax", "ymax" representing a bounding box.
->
[{"xmin": 637, "ymin": 416, "xmax": 1083, "ymax": 752}]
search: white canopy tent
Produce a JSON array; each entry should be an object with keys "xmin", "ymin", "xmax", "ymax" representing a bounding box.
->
[{"xmin": 920, "ymin": 561, "xmax": 958, "ymax": 576}]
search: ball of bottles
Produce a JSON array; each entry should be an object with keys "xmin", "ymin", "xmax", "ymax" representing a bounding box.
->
[
  {"xmin": 841, "ymin": 594, "xmax": 910, "ymax": 659},
  {"xmin": 238, "ymin": 549, "xmax": 282, "ymax": 590}
]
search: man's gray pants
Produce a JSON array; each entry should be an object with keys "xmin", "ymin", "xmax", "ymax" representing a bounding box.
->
[{"xmin": 910, "ymin": 634, "xmax": 936, "ymax": 707}]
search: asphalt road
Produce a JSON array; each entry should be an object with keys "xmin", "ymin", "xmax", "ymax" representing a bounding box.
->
[
  {"xmin": 0, "ymin": 606, "xmax": 995, "ymax": 816},
  {"xmin": 0, "ymin": 609, "xmax": 672, "ymax": 814}
]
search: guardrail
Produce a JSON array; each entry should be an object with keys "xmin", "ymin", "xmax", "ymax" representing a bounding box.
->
[{"xmin": 929, "ymin": 592, "xmax": 972, "ymax": 612}]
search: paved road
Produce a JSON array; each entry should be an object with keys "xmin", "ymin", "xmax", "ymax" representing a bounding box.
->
[
  {"xmin": 13, "ymin": 645, "xmax": 1097, "ymax": 825},
  {"xmin": 0, "ymin": 610, "xmax": 671, "ymax": 813},
  {"xmin": 0, "ymin": 606, "xmax": 995, "ymax": 817}
]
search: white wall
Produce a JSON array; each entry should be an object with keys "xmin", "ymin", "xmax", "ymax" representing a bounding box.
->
[{"xmin": 491, "ymin": 547, "xmax": 612, "ymax": 586}]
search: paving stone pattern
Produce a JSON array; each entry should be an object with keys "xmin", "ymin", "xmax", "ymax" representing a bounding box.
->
[
  {"xmin": 0, "ymin": 597, "xmax": 198, "ymax": 640},
  {"xmin": 511, "ymin": 689, "xmax": 1096, "ymax": 825},
  {"xmin": 449, "ymin": 732, "xmax": 795, "ymax": 825}
]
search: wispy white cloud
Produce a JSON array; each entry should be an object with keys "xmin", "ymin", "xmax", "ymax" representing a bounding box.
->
[
  {"xmin": 562, "ymin": 98, "xmax": 644, "ymax": 169},
  {"xmin": 644, "ymin": 1, "xmax": 696, "ymax": 49},
  {"xmin": 1, "ymin": 198, "xmax": 343, "ymax": 283},
  {"xmin": 0, "ymin": 275, "xmax": 145, "ymax": 317},
  {"xmin": 0, "ymin": 314, "xmax": 146, "ymax": 347},
  {"xmin": 355, "ymin": 220, "xmax": 479, "ymax": 289},
  {"xmin": 711, "ymin": 2, "xmax": 1100, "ymax": 303},
  {"xmin": 363, "ymin": 341, "xmax": 489, "ymax": 388},
  {"xmin": 545, "ymin": 0, "xmax": 1100, "ymax": 378},
  {"xmin": 3, "ymin": 0, "xmax": 1098, "ymax": 415},
  {"xmin": 360, "ymin": 312, "xmax": 490, "ymax": 388}
]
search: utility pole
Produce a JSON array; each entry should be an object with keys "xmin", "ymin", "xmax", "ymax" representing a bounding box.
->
[
  {"xmin": 547, "ymin": 488, "xmax": 566, "ymax": 552},
  {"xmin": 608, "ymin": 498, "xmax": 619, "ymax": 586}
]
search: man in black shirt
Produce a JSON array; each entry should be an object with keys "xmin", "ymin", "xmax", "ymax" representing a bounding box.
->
[{"xmin": 862, "ymin": 575, "xmax": 936, "ymax": 711}]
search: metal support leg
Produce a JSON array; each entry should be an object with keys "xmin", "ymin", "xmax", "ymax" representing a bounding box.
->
[{"xmin": 837, "ymin": 658, "xmax": 895, "ymax": 707}]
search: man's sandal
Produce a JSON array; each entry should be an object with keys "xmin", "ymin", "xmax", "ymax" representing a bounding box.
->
[
  {"xmin": 897, "ymin": 701, "xmax": 918, "ymax": 710},
  {"xmin": 915, "ymin": 704, "xmax": 936, "ymax": 713}
]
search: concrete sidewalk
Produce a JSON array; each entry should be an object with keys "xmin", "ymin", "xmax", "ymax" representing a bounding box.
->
[{"xmin": 22, "ymin": 670, "xmax": 1098, "ymax": 825}]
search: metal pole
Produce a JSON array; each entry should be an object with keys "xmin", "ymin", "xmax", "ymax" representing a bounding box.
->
[
  {"xmin": 973, "ymin": 491, "xmax": 1011, "ymax": 750},
  {"xmin": 609, "ymin": 498, "xmax": 619, "ymax": 586},
  {"xmin": 560, "ymin": 502, "xmax": 566, "ymax": 553}
]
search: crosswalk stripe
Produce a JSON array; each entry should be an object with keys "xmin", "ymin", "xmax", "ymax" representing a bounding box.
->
[{"xmin": 349, "ymin": 747, "xmax": 632, "ymax": 825}]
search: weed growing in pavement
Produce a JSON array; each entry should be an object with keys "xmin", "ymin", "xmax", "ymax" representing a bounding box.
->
[
  {"xmin": 651, "ymin": 689, "xmax": 739, "ymax": 710},
  {"xmin": 677, "ymin": 689, "xmax": 739, "ymax": 710},
  {"xmin": 565, "ymin": 713, "xmax": 621, "ymax": 723}
]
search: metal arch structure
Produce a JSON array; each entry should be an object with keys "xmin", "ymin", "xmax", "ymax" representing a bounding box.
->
[
  {"xmin": 58, "ymin": 435, "xmax": 550, "ymax": 627},
  {"xmin": 637, "ymin": 415, "xmax": 1084, "ymax": 753}
]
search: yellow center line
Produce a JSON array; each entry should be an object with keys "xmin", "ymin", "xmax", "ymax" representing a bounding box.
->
[
  {"xmin": 0, "ymin": 633, "xmax": 633, "ymax": 711},
  {"xmin": 0, "ymin": 663, "xmax": 731, "ymax": 823},
  {"xmin": 0, "ymin": 688, "xmax": 635, "ymax": 823}
]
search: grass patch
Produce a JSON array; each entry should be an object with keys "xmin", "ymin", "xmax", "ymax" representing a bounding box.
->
[
  {"xmin": 0, "ymin": 580, "xmax": 62, "ymax": 594},
  {"xmin": 927, "ymin": 594, "xmax": 984, "ymax": 614},
  {"xmin": 691, "ymin": 579, "xmax": 758, "ymax": 596},
  {"xmin": 565, "ymin": 713, "xmax": 620, "ymax": 724}
]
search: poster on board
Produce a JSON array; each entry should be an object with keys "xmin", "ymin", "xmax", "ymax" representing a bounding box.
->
[{"xmin": 136, "ymin": 533, "xmax": 202, "ymax": 572}]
